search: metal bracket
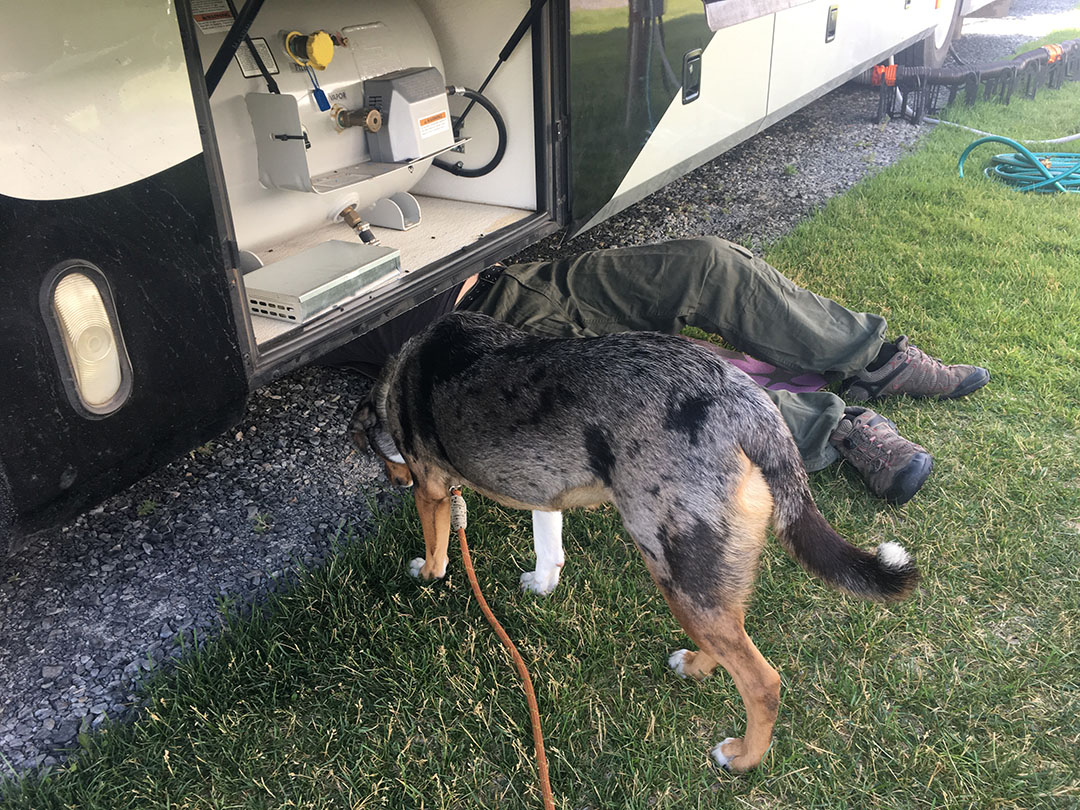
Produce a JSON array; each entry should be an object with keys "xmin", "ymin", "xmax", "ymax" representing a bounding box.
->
[{"xmin": 362, "ymin": 192, "xmax": 422, "ymax": 231}]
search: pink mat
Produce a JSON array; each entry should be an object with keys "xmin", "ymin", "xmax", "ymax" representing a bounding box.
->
[{"xmin": 684, "ymin": 338, "xmax": 827, "ymax": 394}]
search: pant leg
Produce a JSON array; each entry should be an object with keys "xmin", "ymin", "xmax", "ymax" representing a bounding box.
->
[
  {"xmin": 689, "ymin": 239, "xmax": 888, "ymax": 377},
  {"xmin": 764, "ymin": 388, "xmax": 845, "ymax": 471},
  {"xmin": 464, "ymin": 237, "xmax": 861, "ymax": 468},
  {"xmin": 468, "ymin": 236, "xmax": 887, "ymax": 376}
]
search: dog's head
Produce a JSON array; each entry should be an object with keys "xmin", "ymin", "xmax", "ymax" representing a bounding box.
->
[{"xmin": 350, "ymin": 399, "xmax": 414, "ymax": 488}]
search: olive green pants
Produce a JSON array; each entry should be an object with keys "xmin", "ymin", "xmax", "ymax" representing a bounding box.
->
[{"xmin": 464, "ymin": 237, "xmax": 889, "ymax": 471}]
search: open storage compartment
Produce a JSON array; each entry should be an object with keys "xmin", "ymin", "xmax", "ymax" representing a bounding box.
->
[{"xmin": 189, "ymin": 0, "xmax": 561, "ymax": 377}]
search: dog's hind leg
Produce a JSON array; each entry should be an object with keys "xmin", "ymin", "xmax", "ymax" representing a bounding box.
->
[
  {"xmin": 520, "ymin": 510, "xmax": 564, "ymax": 596},
  {"xmin": 667, "ymin": 647, "xmax": 720, "ymax": 680},
  {"xmin": 674, "ymin": 606, "xmax": 781, "ymax": 773},
  {"xmin": 621, "ymin": 452, "xmax": 780, "ymax": 772},
  {"xmin": 410, "ymin": 476, "xmax": 452, "ymax": 580}
]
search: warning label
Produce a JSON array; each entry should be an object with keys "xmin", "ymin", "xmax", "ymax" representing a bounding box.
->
[
  {"xmin": 192, "ymin": 0, "xmax": 234, "ymax": 34},
  {"xmin": 234, "ymin": 38, "xmax": 279, "ymax": 78},
  {"xmin": 418, "ymin": 111, "xmax": 450, "ymax": 139}
]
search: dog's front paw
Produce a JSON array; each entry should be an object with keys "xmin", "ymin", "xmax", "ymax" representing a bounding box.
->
[
  {"xmin": 711, "ymin": 737, "xmax": 740, "ymax": 770},
  {"xmin": 520, "ymin": 564, "xmax": 562, "ymax": 596},
  {"xmin": 407, "ymin": 557, "xmax": 446, "ymax": 581}
]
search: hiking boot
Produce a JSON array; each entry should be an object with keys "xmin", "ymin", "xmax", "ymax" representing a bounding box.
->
[
  {"xmin": 843, "ymin": 336, "xmax": 990, "ymax": 402},
  {"xmin": 830, "ymin": 407, "xmax": 933, "ymax": 505}
]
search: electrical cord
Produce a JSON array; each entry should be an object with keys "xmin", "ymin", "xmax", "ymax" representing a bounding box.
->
[
  {"xmin": 434, "ymin": 87, "xmax": 508, "ymax": 178},
  {"xmin": 957, "ymin": 135, "xmax": 1080, "ymax": 193}
]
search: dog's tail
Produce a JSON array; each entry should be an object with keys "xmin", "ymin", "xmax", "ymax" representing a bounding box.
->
[{"xmin": 743, "ymin": 431, "xmax": 919, "ymax": 603}]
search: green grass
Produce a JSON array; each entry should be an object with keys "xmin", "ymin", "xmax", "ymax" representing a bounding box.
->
[{"xmin": 5, "ymin": 40, "xmax": 1080, "ymax": 810}]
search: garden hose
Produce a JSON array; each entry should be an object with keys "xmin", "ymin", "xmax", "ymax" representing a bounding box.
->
[{"xmin": 957, "ymin": 135, "xmax": 1080, "ymax": 193}]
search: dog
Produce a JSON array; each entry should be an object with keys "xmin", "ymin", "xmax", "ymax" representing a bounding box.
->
[{"xmin": 350, "ymin": 310, "xmax": 918, "ymax": 772}]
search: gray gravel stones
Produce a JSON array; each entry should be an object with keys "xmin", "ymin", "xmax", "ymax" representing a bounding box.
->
[
  {"xmin": 1, "ymin": 368, "xmax": 386, "ymax": 778},
  {"xmin": 0, "ymin": 0, "xmax": 1062, "ymax": 783}
]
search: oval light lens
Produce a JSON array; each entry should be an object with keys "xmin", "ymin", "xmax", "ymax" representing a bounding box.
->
[{"xmin": 51, "ymin": 272, "xmax": 125, "ymax": 410}]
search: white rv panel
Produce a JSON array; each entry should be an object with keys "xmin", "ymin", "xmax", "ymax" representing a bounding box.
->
[
  {"xmin": 609, "ymin": 14, "xmax": 773, "ymax": 202},
  {"xmin": 0, "ymin": 1, "xmax": 202, "ymax": 201},
  {"xmin": 767, "ymin": 0, "xmax": 929, "ymax": 117}
]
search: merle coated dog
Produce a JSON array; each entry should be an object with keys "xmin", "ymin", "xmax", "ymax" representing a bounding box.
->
[{"xmin": 351, "ymin": 310, "xmax": 917, "ymax": 772}]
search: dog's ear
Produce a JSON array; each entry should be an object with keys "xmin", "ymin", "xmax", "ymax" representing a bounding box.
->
[{"xmin": 349, "ymin": 401, "xmax": 378, "ymax": 451}]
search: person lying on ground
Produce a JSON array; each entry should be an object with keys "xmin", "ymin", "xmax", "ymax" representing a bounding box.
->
[{"xmin": 324, "ymin": 237, "xmax": 989, "ymax": 505}]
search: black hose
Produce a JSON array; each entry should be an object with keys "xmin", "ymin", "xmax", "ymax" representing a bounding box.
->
[
  {"xmin": 854, "ymin": 39, "xmax": 1080, "ymax": 90},
  {"xmin": 205, "ymin": 0, "xmax": 268, "ymax": 97},
  {"xmin": 434, "ymin": 87, "xmax": 508, "ymax": 178}
]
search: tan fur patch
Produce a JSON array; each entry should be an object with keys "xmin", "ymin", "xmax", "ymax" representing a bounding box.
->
[{"xmin": 728, "ymin": 452, "xmax": 773, "ymax": 557}]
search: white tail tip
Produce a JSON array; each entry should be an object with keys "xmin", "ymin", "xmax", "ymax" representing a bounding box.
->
[{"xmin": 877, "ymin": 541, "xmax": 911, "ymax": 570}]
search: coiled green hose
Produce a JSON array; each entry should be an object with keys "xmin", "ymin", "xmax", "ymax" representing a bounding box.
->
[{"xmin": 958, "ymin": 135, "xmax": 1080, "ymax": 193}]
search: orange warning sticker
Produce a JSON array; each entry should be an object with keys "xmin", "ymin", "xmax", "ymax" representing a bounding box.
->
[
  {"xmin": 192, "ymin": 0, "xmax": 234, "ymax": 34},
  {"xmin": 418, "ymin": 111, "xmax": 450, "ymax": 139}
]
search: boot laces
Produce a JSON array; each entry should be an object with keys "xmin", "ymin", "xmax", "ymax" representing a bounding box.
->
[{"xmin": 844, "ymin": 424, "xmax": 894, "ymax": 473}]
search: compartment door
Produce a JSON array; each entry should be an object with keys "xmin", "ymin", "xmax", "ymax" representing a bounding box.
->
[
  {"xmin": 767, "ymin": 0, "xmax": 929, "ymax": 119},
  {"xmin": 0, "ymin": 1, "xmax": 249, "ymax": 536},
  {"xmin": 575, "ymin": 12, "xmax": 774, "ymax": 235},
  {"xmin": 568, "ymin": 0, "xmax": 718, "ymax": 232}
]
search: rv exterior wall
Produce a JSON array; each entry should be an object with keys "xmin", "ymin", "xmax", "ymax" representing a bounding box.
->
[{"xmin": 0, "ymin": 1, "xmax": 202, "ymax": 202}]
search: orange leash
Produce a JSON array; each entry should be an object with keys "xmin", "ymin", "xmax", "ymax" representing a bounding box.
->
[{"xmin": 450, "ymin": 488, "xmax": 555, "ymax": 810}]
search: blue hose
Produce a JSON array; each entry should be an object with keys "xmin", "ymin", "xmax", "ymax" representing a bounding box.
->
[{"xmin": 957, "ymin": 135, "xmax": 1080, "ymax": 193}]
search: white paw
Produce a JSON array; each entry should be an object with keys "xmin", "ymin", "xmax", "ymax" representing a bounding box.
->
[
  {"xmin": 710, "ymin": 737, "xmax": 738, "ymax": 770},
  {"xmin": 407, "ymin": 557, "xmax": 426, "ymax": 579},
  {"xmin": 668, "ymin": 649, "xmax": 691, "ymax": 678},
  {"xmin": 520, "ymin": 565, "xmax": 561, "ymax": 596}
]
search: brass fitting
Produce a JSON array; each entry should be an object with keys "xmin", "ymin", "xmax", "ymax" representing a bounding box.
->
[{"xmin": 335, "ymin": 107, "xmax": 382, "ymax": 132}]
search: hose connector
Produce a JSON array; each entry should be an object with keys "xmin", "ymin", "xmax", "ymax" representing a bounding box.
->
[
  {"xmin": 334, "ymin": 106, "xmax": 382, "ymax": 132},
  {"xmin": 339, "ymin": 204, "xmax": 380, "ymax": 244}
]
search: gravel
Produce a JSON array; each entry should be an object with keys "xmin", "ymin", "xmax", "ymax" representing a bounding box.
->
[
  {"xmin": 0, "ymin": 371, "xmax": 387, "ymax": 775},
  {"xmin": 0, "ymin": 0, "xmax": 1065, "ymax": 782}
]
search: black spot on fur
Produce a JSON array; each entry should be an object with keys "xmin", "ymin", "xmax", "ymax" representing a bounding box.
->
[
  {"xmin": 657, "ymin": 515, "xmax": 728, "ymax": 608},
  {"xmin": 527, "ymin": 387, "xmax": 558, "ymax": 425},
  {"xmin": 665, "ymin": 393, "xmax": 712, "ymax": 447},
  {"xmin": 584, "ymin": 424, "xmax": 616, "ymax": 486},
  {"xmin": 417, "ymin": 319, "xmax": 486, "ymax": 385},
  {"xmin": 528, "ymin": 367, "xmax": 546, "ymax": 385},
  {"xmin": 555, "ymin": 385, "xmax": 580, "ymax": 408},
  {"xmin": 647, "ymin": 485, "xmax": 661, "ymax": 498}
]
